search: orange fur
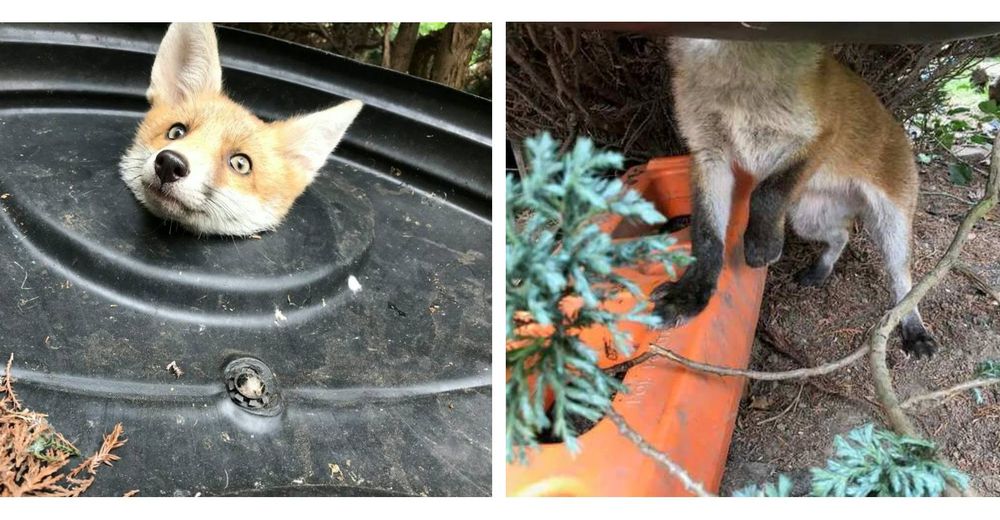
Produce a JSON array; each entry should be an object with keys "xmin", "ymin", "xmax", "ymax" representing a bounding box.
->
[
  {"xmin": 805, "ymin": 53, "xmax": 919, "ymax": 212},
  {"xmin": 136, "ymin": 93, "xmax": 312, "ymax": 219}
]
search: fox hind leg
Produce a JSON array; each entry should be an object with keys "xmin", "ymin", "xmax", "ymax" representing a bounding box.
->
[
  {"xmin": 788, "ymin": 187, "xmax": 854, "ymax": 286},
  {"xmin": 861, "ymin": 185, "xmax": 938, "ymax": 358}
]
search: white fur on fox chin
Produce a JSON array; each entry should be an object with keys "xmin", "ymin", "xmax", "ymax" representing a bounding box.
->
[{"xmin": 120, "ymin": 141, "xmax": 283, "ymax": 236}]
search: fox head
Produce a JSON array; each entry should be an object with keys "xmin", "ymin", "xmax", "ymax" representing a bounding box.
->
[{"xmin": 121, "ymin": 23, "xmax": 363, "ymax": 236}]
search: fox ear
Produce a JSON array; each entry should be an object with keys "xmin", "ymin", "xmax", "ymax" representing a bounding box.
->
[
  {"xmin": 279, "ymin": 100, "xmax": 364, "ymax": 177},
  {"xmin": 148, "ymin": 23, "xmax": 222, "ymax": 104}
]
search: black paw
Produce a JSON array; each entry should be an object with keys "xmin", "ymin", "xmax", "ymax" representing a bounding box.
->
[
  {"xmin": 743, "ymin": 233, "xmax": 783, "ymax": 268},
  {"xmin": 901, "ymin": 328, "xmax": 938, "ymax": 359},
  {"xmin": 795, "ymin": 263, "xmax": 832, "ymax": 287},
  {"xmin": 650, "ymin": 281, "xmax": 713, "ymax": 328}
]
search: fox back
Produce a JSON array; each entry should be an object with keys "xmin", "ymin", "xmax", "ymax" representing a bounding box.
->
[
  {"xmin": 121, "ymin": 23, "xmax": 363, "ymax": 236},
  {"xmin": 669, "ymin": 38, "xmax": 917, "ymax": 207}
]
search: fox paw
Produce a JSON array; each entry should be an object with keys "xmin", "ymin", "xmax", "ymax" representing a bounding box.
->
[
  {"xmin": 650, "ymin": 281, "xmax": 713, "ymax": 328},
  {"xmin": 795, "ymin": 263, "xmax": 832, "ymax": 287},
  {"xmin": 901, "ymin": 328, "xmax": 938, "ymax": 359},
  {"xmin": 743, "ymin": 233, "xmax": 783, "ymax": 268}
]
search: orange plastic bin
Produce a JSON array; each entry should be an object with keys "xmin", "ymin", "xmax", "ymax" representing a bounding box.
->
[{"xmin": 507, "ymin": 156, "xmax": 768, "ymax": 497}]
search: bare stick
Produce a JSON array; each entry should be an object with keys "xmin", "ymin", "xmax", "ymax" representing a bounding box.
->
[
  {"xmin": 901, "ymin": 378, "xmax": 1000, "ymax": 409},
  {"xmin": 954, "ymin": 261, "xmax": 1000, "ymax": 305},
  {"xmin": 606, "ymin": 409, "xmax": 714, "ymax": 497},
  {"xmin": 920, "ymin": 190, "xmax": 976, "ymax": 205},
  {"xmin": 649, "ymin": 344, "xmax": 869, "ymax": 381},
  {"xmin": 757, "ymin": 383, "xmax": 805, "ymax": 426},
  {"xmin": 603, "ymin": 351, "xmax": 656, "ymax": 375},
  {"xmin": 1, "ymin": 352, "xmax": 20, "ymax": 411}
]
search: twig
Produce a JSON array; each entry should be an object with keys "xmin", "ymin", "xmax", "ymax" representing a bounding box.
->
[
  {"xmin": 2, "ymin": 353, "xmax": 20, "ymax": 411},
  {"xmin": 933, "ymin": 136, "xmax": 990, "ymax": 177},
  {"xmin": 603, "ymin": 351, "xmax": 656, "ymax": 376},
  {"xmin": 13, "ymin": 261, "xmax": 30, "ymax": 290},
  {"xmin": 510, "ymin": 141, "xmax": 528, "ymax": 180},
  {"xmin": 621, "ymin": 342, "xmax": 882, "ymax": 415},
  {"xmin": 954, "ymin": 261, "xmax": 1000, "ymax": 305},
  {"xmin": 920, "ymin": 190, "xmax": 976, "ymax": 205},
  {"xmin": 649, "ymin": 344, "xmax": 869, "ymax": 381},
  {"xmin": 758, "ymin": 327, "xmax": 884, "ymax": 414},
  {"xmin": 757, "ymin": 383, "xmax": 805, "ymax": 426},
  {"xmin": 606, "ymin": 409, "xmax": 714, "ymax": 497},
  {"xmin": 68, "ymin": 423, "xmax": 127, "ymax": 478},
  {"xmin": 901, "ymin": 378, "xmax": 1000, "ymax": 409}
]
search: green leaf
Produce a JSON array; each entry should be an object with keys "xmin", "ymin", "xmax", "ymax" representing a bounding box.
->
[
  {"xmin": 948, "ymin": 163, "xmax": 973, "ymax": 186},
  {"xmin": 978, "ymin": 99, "xmax": 999, "ymax": 115},
  {"xmin": 949, "ymin": 119, "xmax": 970, "ymax": 132},
  {"xmin": 418, "ymin": 22, "xmax": 448, "ymax": 36},
  {"xmin": 938, "ymin": 132, "xmax": 955, "ymax": 149},
  {"xmin": 970, "ymin": 134, "xmax": 993, "ymax": 145},
  {"xmin": 732, "ymin": 475, "xmax": 793, "ymax": 497}
]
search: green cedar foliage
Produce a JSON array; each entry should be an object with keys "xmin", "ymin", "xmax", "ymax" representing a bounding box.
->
[
  {"xmin": 976, "ymin": 359, "xmax": 1000, "ymax": 379},
  {"xmin": 733, "ymin": 474, "xmax": 794, "ymax": 497},
  {"xmin": 811, "ymin": 424, "xmax": 968, "ymax": 496},
  {"xmin": 738, "ymin": 424, "xmax": 968, "ymax": 497},
  {"xmin": 506, "ymin": 133, "xmax": 692, "ymax": 462}
]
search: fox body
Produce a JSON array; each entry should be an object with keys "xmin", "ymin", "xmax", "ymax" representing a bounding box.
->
[
  {"xmin": 121, "ymin": 23, "xmax": 363, "ymax": 236},
  {"xmin": 653, "ymin": 38, "xmax": 937, "ymax": 357}
]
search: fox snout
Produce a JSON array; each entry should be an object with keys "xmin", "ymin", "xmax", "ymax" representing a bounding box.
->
[{"xmin": 154, "ymin": 150, "xmax": 189, "ymax": 184}]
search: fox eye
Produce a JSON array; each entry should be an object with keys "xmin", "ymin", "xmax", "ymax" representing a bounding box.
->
[
  {"xmin": 166, "ymin": 123, "xmax": 187, "ymax": 140},
  {"xmin": 229, "ymin": 154, "xmax": 252, "ymax": 175}
]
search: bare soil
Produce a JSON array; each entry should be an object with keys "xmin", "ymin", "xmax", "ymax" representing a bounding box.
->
[{"xmin": 719, "ymin": 160, "xmax": 1000, "ymax": 496}]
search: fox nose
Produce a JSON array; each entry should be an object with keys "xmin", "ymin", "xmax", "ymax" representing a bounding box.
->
[{"xmin": 154, "ymin": 150, "xmax": 189, "ymax": 184}]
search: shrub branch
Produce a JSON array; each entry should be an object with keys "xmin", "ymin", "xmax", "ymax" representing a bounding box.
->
[
  {"xmin": 901, "ymin": 378, "xmax": 1000, "ymax": 409},
  {"xmin": 649, "ymin": 344, "xmax": 870, "ymax": 381},
  {"xmin": 606, "ymin": 409, "xmax": 713, "ymax": 497}
]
